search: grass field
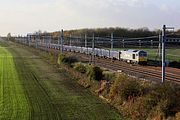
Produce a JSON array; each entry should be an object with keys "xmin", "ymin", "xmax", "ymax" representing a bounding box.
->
[
  {"xmin": 0, "ymin": 40, "xmax": 125, "ymax": 120},
  {"xmin": 0, "ymin": 46, "xmax": 29, "ymax": 119}
]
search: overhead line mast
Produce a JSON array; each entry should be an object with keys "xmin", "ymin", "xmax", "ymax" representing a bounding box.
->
[{"xmin": 161, "ymin": 25, "xmax": 174, "ymax": 83}]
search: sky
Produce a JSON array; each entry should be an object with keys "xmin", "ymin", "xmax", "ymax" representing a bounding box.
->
[{"xmin": 0, "ymin": 0, "xmax": 180, "ymax": 36}]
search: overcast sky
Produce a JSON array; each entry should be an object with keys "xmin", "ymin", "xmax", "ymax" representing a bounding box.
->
[{"xmin": 0, "ymin": 0, "xmax": 180, "ymax": 36}]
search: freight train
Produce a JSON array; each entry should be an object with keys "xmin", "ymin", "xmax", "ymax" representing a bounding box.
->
[{"xmin": 42, "ymin": 43, "xmax": 148, "ymax": 65}]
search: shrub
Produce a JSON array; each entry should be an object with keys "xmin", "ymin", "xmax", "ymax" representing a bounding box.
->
[
  {"xmin": 103, "ymin": 71, "xmax": 114, "ymax": 81},
  {"xmin": 74, "ymin": 63, "xmax": 87, "ymax": 73},
  {"xmin": 57, "ymin": 53, "xmax": 78, "ymax": 67},
  {"xmin": 147, "ymin": 83, "xmax": 180, "ymax": 118},
  {"xmin": 175, "ymin": 112, "xmax": 180, "ymax": 120},
  {"xmin": 110, "ymin": 74, "xmax": 144, "ymax": 100},
  {"xmin": 127, "ymin": 96, "xmax": 157, "ymax": 120},
  {"xmin": 119, "ymin": 79, "xmax": 142, "ymax": 100},
  {"xmin": 109, "ymin": 74, "xmax": 127, "ymax": 100},
  {"xmin": 93, "ymin": 66, "xmax": 103, "ymax": 81},
  {"xmin": 47, "ymin": 51, "xmax": 54, "ymax": 61},
  {"xmin": 57, "ymin": 53, "xmax": 66, "ymax": 65},
  {"xmin": 86, "ymin": 65, "xmax": 103, "ymax": 81},
  {"xmin": 62, "ymin": 56, "xmax": 78, "ymax": 67}
]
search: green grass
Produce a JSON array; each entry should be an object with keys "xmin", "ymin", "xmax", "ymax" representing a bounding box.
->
[
  {"xmin": 0, "ymin": 46, "xmax": 29, "ymax": 119},
  {"xmin": 0, "ymin": 40, "xmax": 126, "ymax": 120},
  {"xmin": 113, "ymin": 48, "xmax": 180, "ymax": 61}
]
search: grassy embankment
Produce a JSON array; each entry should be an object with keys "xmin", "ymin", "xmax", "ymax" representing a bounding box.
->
[
  {"xmin": 44, "ymin": 46, "xmax": 180, "ymax": 120},
  {"xmin": 59, "ymin": 55, "xmax": 180, "ymax": 120},
  {"xmin": 0, "ymin": 40, "xmax": 125, "ymax": 120}
]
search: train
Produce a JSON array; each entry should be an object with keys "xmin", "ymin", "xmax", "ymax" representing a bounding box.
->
[{"xmin": 41, "ymin": 43, "xmax": 148, "ymax": 65}]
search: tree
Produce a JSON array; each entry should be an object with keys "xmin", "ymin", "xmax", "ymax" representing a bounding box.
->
[{"xmin": 7, "ymin": 33, "xmax": 11, "ymax": 40}]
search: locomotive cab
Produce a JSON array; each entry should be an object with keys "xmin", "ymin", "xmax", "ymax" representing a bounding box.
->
[
  {"xmin": 120, "ymin": 50, "xmax": 148, "ymax": 65},
  {"xmin": 138, "ymin": 51, "xmax": 148, "ymax": 65}
]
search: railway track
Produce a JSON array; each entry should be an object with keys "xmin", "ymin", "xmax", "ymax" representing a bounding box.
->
[
  {"xmin": 32, "ymin": 46, "xmax": 180, "ymax": 84},
  {"xmin": 68, "ymin": 52, "xmax": 180, "ymax": 84}
]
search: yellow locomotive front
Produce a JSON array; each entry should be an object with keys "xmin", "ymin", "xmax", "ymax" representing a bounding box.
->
[{"xmin": 138, "ymin": 51, "xmax": 148, "ymax": 65}]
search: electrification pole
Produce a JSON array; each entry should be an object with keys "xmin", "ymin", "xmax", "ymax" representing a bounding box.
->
[
  {"xmin": 92, "ymin": 34, "xmax": 95, "ymax": 64},
  {"xmin": 139, "ymin": 40, "xmax": 141, "ymax": 48},
  {"xmin": 123, "ymin": 39, "xmax": 125, "ymax": 48},
  {"xmin": 158, "ymin": 33, "xmax": 161, "ymax": 61},
  {"xmin": 70, "ymin": 34, "xmax": 72, "ymax": 46},
  {"xmin": 85, "ymin": 34, "xmax": 87, "ymax": 48},
  {"xmin": 49, "ymin": 35, "xmax": 52, "ymax": 45},
  {"xmin": 151, "ymin": 40, "xmax": 153, "ymax": 48},
  {"xmin": 162, "ymin": 25, "xmax": 166, "ymax": 83},
  {"xmin": 45, "ymin": 35, "xmax": 48, "ymax": 51},
  {"xmin": 111, "ymin": 33, "xmax": 114, "ymax": 50},
  {"xmin": 161, "ymin": 25, "xmax": 174, "ymax": 83},
  {"xmin": 35, "ymin": 34, "xmax": 38, "ymax": 48},
  {"xmin": 61, "ymin": 29, "xmax": 64, "ymax": 53}
]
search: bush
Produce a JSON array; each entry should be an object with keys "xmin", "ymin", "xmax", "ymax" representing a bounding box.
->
[
  {"xmin": 147, "ymin": 83, "xmax": 180, "ymax": 118},
  {"xmin": 119, "ymin": 79, "xmax": 142, "ymax": 100},
  {"xmin": 57, "ymin": 53, "xmax": 78, "ymax": 67},
  {"xmin": 74, "ymin": 63, "xmax": 87, "ymax": 73},
  {"xmin": 109, "ymin": 74, "xmax": 143, "ymax": 101},
  {"xmin": 57, "ymin": 53, "xmax": 66, "ymax": 65},
  {"xmin": 103, "ymin": 71, "xmax": 114, "ymax": 81},
  {"xmin": 109, "ymin": 74, "xmax": 180, "ymax": 119},
  {"xmin": 109, "ymin": 74, "xmax": 125, "ymax": 100},
  {"xmin": 48, "ymin": 51, "xmax": 54, "ymax": 61},
  {"xmin": 62, "ymin": 56, "xmax": 78, "ymax": 67},
  {"xmin": 86, "ymin": 65, "xmax": 103, "ymax": 81},
  {"xmin": 93, "ymin": 66, "xmax": 103, "ymax": 81},
  {"xmin": 175, "ymin": 112, "xmax": 180, "ymax": 120},
  {"xmin": 127, "ymin": 96, "xmax": 157, "ymax": 120}
]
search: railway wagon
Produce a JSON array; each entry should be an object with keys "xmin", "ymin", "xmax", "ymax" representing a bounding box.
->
[
  {"xmin": 102, "ymin": 49, "xmax": 109, "ymax": 58},
  {"xmin": 94, "ymin": 48, "xmax": 102, "ymax": 56},
  {"xmin": 75, "ymin": 46, "xmax": 81, "ymax": 53},
  {"xmin": 120, "ymin": 50, "xmax": 147, "ymax": 64},
  {"xmin": 87, "ymin": 47, "xmax": 93, "ymax": 55},
  {"xmin": 80, "ymin": 47, "xmax": 86, "ymax": 53},
  {"xmin": 109, "ymin": 50, "xmax": 120, "ymax": 60},
  {"xmin": 48, "ymin": 43, "xmax": 148, "ymax": 65},
  {"xmin": 64, "ymin": 45, "xmax": 72, "ymax": 51}
]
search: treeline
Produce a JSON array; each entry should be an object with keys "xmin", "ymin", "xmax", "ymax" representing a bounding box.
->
[
  {"xmin": 32, "ymin": 27, "xmax": 180, "ymax": 39},
  {"xmin": 51, "ymin": 27, "xmax": 159, "ymax": 38}
]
